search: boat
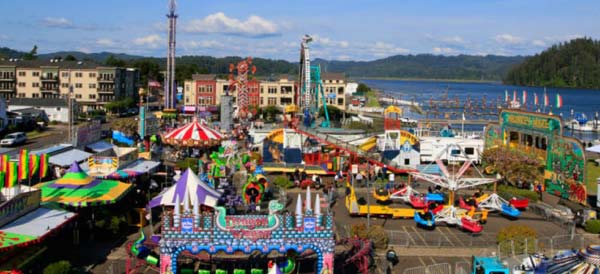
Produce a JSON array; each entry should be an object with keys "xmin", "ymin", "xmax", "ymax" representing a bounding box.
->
[{"xmin": 566, "ymin": 113, "xmax": 600, "ymax": 132}]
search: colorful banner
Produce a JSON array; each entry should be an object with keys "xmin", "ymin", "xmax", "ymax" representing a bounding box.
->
[
  {"xmin": 504, "ymin": 90, "xmax": 509, "ymax": 102},
  {"xmin": 18, "ymin": 149, "xmax": 29, "ymax": 181},
  {"xmin": 534, "ymin": 93, "xmax": 539, "ymax": 105},
  {"xmin": 544, "ymin": 93, "xmax": 549, "ymax": 106},
  {"xmin": 6, "ymin": 162, "xmax": 17, "ymax": 188},
  {"xmin": 513, "ymin": 90, "xmax": 517, "ymax": 102},
  {"xmin": 556, "ymin": 93, "xmax": 563, "ymax": 108},
  {"xmin": 40, "ymin": 154, "xmax": 49, "ymax": 178},
  {"xmin": 522, "ymin": 90, "xmax": 527, "ymax": 105},
  {"xmin": 0, "ymin": 154, "xmax": 7, "ymax": 172},
  {"xmin": 29, "ymin": 154, "xmax": 40, "ymax": 177},
  {"xmin": 0, "ymin": 171, "xmax": 4, "ymax": 188}
]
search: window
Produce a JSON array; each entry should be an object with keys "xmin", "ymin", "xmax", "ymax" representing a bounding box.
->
[
  {"xmin": 18, "ymin": 71, "xmax": 26, "ymax": 77},
  {"xmin": 260, "ymin": 97, "xmax": 263, "ymax": 105},
  {"xmin": 338, "ymin": 87, "xmax": 344, "ymax": 94},
  {"xmin": 17, "ymin": 93, "xmax": 25, "ymax": 98},
  {"xmin": 186, "ymin": 98, "xmax": 189, "ymax": 103},
  {"xmin": 281, "ymin": 98, "xmax": 293, "ymax": 105},
  {"xmin": 61, "ymin": 83, "xmax": 69, "ymax": 88},
  {"xmin": 75, "ymin": 94, "xmax": 82, "ymax": 99},
  {"xmin": 61, "ymin": 72, "xmax": 69, "ymax": 78},
  {"xmin": 32, "ymin": 82, "xmax": 39, "ymax": 88},
  {"xmin": 56, "ymin": 107, "xmax": 61, "ymax": 111},
  {"xmin": 18, "ymin": 82, "xmax": 25, "ymax": 87},
  {"xmin": 337, "ymin": 98, "xmax": 344, "ymax": 105},
  {"xmin": 75, "ymin": 72, "xmax": 82, "ymax": 78},
  {"xmin": 268, "ymin": 86, "xmax": 277, "ymax": 94},
  {"xmin": 75, "ymin": 83, "xmax": 82, "ymax": 88},
  {"xmin": 89, "ymin": 94, "xmax": 96, "ymax": 99},
  {"xmin": 89, "ymin": 73, "xmax": 96, "ymax": 78},
  {"xmin": 32, "ymin": 93, "xmax": 39, "ymax": 98},
  {"xmin": 32, "ymin": 72, "xmax": 40, "ymax": 77},
  {"xmin": 260, "ymin": 87, "xmax": 264, "ymax": 94},
  {"xmin": 89, "ymin": 83, "xmax": 96, "ymax": 89},
  {"xmin": 404, "ymin": 159, "xmax": 410, "ymax": 165},
  {"xmin": 464, "ymin": 147, "xmax": 475, "ymax": 155},
  {"xmin": 185, "ymin": 85, "xmax": 190, "ymax": 91},
  {"xmin": 268, "ymin": 97, "xmax": 277, "ymax": 105},
  {"xmin": 281, "ymin": 86, "xmax": 292, "ymax": 94}
]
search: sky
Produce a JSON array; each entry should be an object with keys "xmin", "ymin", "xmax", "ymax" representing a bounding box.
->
[{"xmin": 1, "ymin": 0, "xmax": 599, "ymax": 61}]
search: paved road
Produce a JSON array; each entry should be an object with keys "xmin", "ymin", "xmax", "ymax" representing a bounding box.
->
[{"xmin": 0, "ymin": 125, "xmax": 68, "ymax": 155}]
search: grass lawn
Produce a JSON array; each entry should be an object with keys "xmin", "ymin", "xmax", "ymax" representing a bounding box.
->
[
  {"xmin": 26, "ymin": 130, "xmax": 53, "ymax": 140},
  {"xmin": 586, "ymin": 160, "xmax": 600, "ymax": 194}
]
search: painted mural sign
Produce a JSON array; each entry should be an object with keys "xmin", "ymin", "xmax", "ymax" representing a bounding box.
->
[
  {"xmin": 181, "ymin": 218, "xmax": 193, "ymax": 233},
  {"xmin": 0, "ymin": 189, "xmax": 41, "ymax": 227},
  {"xmin": 485, "ymin": 110, "xmax": 586, "ymax": 204}
]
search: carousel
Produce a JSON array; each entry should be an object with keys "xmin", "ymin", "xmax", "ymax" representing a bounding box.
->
[{"xmin": 162, "ymin": 118, "xmax": 224, "ymax": 148}]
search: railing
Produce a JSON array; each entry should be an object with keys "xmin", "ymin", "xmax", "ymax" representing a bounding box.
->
[
  {"xmin": 403, "ymin": 263, "xmax": 452, "ymax": 274},
  {"xmin": 40, "ymin": 76, "xmax": 59, "ymax": 81},
  {"xmin": 385, "ymin": 230, "xmax": 498, "ymax": 248},
  {"xmin": 0, "ymin": 76, "xmax": 15, "ymax": 81},
  {"xmin": 97, "ymin": 77, "xmax": 115, "ymax": 82}
]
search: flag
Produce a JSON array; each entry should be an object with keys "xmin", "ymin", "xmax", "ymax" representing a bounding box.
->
[
  {"xmin": 556, "ymin": 93, "xmax": 563, "ymax": 108},
  {"xmin": 504, "ymin": 90, "xmax": 509, "ymax": 102},
  {"xmin": 6, "ymin": 161, "xmax": 17, "ymax": 188},
  {"xmin": 534, "ymin": 93, "xmax": 539, "ymax": 105},
  {"xmin": 29, "ymin": 154, "xmax": 40, "ymax": 177},
  {"xmin": 544, "ymin": 93, "xmax": 549, "ymax": 106},
  {"xmin": 513, "ymin": 90, "xmax": 517, "ymax": 102},
  {"xmin": 0, "ymin": 154, "xmax": 7, "ymax": 172},
  {"xmin": 0, "ymin": 171, "xmax": 4, "ymax": 188},
  {"xmin": 522, "ymin": 91, "xmax": 527, "ymax": 105},
  {"xmin": 148, "ymin": 80, "xmax": 161, "ymax": 88},
  {"xmin": 462, "ymin": 112, "xmax": 466, "ymax": 121},
  {"xmin": 39, "ymin": 154, "xmax": 50, "ymax": 178},
  {"xmin": 18, "ymin": 149, "xmax": 29, "ymax": 181}
]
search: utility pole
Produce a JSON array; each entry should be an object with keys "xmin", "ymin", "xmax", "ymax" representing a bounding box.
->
[{"xmin": 68, "ymin": 84, "xmax": 74, "ymax": 145}]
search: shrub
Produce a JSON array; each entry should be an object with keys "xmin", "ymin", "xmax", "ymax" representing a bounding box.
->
[
  {"xmin": 497, "ymin": 225, "xmax": 537, "ymax": 256},
  {"xmin": 497, "ymin": 184, "xmax": 540, "ymax": 202},
  {"xmin": 350, "ymin": 224, "xmax": 388, "ymax": 249},
  {"xmin": 585, "ymin": 220, "xmax": 600, "ymax": 233},
  {"xmin": 176, "ymin": 158, "xmax": 199, "ymax": 173},
  {"xmin": 43, "ymin": 260, "xmax": 72, "ymax": 274},
  {"xmin": 273, "ymin": 176, "xmax": 294, "ymax": 189}
]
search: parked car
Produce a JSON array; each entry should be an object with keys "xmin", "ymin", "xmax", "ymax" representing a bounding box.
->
[{"xmin": 1, "ymin": 132, "xmax": 27, "ymax": 146}]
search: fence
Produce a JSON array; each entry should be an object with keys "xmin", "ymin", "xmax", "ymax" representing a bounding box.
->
[
  {"xmin": 385, "ymin": 230, "xmax": 497, "ymax": 248},
  {"xmin": 496, "ymin": 233, "xmax": 600, "ymax": 258},
  {"xmin": 402, "ymin": 263, "xmax": 452, "ymax": 274}
]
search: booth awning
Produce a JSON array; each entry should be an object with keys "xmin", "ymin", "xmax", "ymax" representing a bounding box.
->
[{"xmin": 49, "ymin": 149, "xmax": 93, "ymax": 167}]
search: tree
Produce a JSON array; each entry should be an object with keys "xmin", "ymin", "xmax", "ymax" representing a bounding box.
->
[
  {"xmin": 132, "ymin": 59, "xmax": 163, "ymax": 86},
  {"xmin": 357, "ymin": 83, "xmax": 370, "ymax": 93},
  {"xmin": 262, "ymin": 106, "xmax": 281, "ymax": 122},
  {"xmin": 43, "ymin": 260, "xmax": 72, "ymax": 274},
  {"xmin": 22, "ymin": 45, "xmax": 38, "ymax": 60},
  {"xmin": 481, "ymin": 146, "xmax": 544, "ymax": 185},
  {"xmin": 65, "ymin": 54, "xmax": 77, "ymax": 61},
  {"xmin": 104, "ymin": 55, "xmax": 127, "ymax": 67},
  {"xmin": 175, "ymin": 63, "xmax": 201, "ymax": 83},
  {"xmin": 319, "ymin": 105, "xmax": 342, "ymax": 121}
]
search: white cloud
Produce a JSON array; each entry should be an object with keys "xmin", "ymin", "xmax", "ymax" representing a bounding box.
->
[
  {"xmin": 370, "ymin": 41, "xmax": 409, "ymax": 56},
  {"xmin": 441, "ymin": 36, "xmax": 465, "ymax": 44},
  {"xmin": 182, "ymin": 12, "xmax": 279, "ymax": 37},
  {"xmin": 494, "ymin": 34, "xmax": 523, "ymax": 44},
  {"xmin": 433, "ymin": 47, "xmax": 457, "ymax": 55},
  {"xmin": 312, "ymin": 35, "xmax": 349, "ymax": 48},
  {"xmin": 532, "ymin": 40, "xmax": 547, "ymax": 47},
  {"xmin": 41, "ymin": 17, "xmax": 73, "ymax": 28},
  {"xmin": 337, "ymin": 55, "xmax": 352, "ymax": 61},
  {"xmin": 133, "ymin": 34, "xmax": 163, "ymax": 48},
  {"xmin": 95, "ymin": 38, "xmax": 115, "ymax": 47},
  {"xmin": 182, "ymin": 40, "xmax": 223, "ymax": 50},
  {"xmin": 77, "ymin": 47, "xmax": 91, "ymax": 54}
]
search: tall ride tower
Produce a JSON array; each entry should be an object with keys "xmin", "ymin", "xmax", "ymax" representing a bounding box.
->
[{"xmin": 164, "ymin": 0, "xmax": 177, "ymax": 109}]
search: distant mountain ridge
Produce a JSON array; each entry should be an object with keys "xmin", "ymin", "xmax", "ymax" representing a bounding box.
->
[{"xmin": 0, "ymin": 46, "xmax": 525, "ymax": 81}]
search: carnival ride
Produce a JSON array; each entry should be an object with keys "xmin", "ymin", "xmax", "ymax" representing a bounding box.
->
[
  {"xmin": 299, "ymin": 34, "xmax": 330, "ymax": 128},
  {"xmin": 228, "ymin": 57, "xmax": 257, "ymax": 120},
  {"xmin": 409, "ymin": 144, "xmax": 499, "ymax": 232},
  {"xmin": 346, "ymin": 181, "xmax": 423, "ymax": 219}
]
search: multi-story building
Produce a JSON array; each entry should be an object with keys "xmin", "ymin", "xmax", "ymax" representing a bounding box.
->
[
  {"xmin": 321, "ymin": 72, "xmax": 346, "ymax": 111},
  {"xmin": 0, "ymin": 59, "xmax": 139, "ymax": 111},
  {"xmin": 183, "ymin": 73, "xmax": 346, "ymax": 111}
]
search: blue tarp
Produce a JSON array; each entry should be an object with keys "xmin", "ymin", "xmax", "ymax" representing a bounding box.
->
[{"xmin": 112, "ymin": 131, "xmax": 134, "ymax": 146}]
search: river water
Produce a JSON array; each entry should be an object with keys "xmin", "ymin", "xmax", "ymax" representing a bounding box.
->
[{"xmin": 362, "ymin": 79, "xmax": 600, "ymax": 142}]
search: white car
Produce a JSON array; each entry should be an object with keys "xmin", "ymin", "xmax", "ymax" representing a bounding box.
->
[{"xmin": 1, "ymin": 132, "xmax": 27, "ymax": 146}]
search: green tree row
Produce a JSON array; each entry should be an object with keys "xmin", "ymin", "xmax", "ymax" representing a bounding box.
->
[{"xmin": 504, "ymin": 38, "xmax": 600, "ymax": 89}]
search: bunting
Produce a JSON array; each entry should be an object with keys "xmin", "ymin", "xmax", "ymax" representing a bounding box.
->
[
  {"xmin": 39, "ymin": 154, "xmax": 50, "ymax": 178},
  {"xmin": 6, "ymin": 161, "xmax": 17, "ymax": 188},
  {"xmin": 544, "ymin": 93, "xmax": 549, "ymax": 106},
  {"xmin": 29, "ymin": 154, "xmax": 40, "ymax": 177},
  {"xmin": 522, "ymin": 90, "xmax": 527, "ymax": 105},
  {"xmin": 0, "ymin": 171, "xmax": 4, "ymax": 188},
  {"xmin": 504, "ymin": 90, "xmax": 509, "ymax": 102},
  {"xmin": 18, "ymin": 149, "xmax": 29, "ymax": 181},
  {"xmin": 534, "ymin": 93, "xmax": 539, "ymax": 105},
  {"xmin": 513, "ymin": 90, "xmax": 517, "ymax": 102}
]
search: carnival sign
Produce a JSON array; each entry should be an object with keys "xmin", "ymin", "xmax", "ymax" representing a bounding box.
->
[
  {"xmin": 181, "ymin": 217, "xmax": 194, "ymax": 233},
  {"xmin": 304, "ymin": 217, "xmax": 316, "ymax": 232}
]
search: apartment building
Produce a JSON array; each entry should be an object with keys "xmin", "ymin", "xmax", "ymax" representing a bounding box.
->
[
  {"xmin": 183, "ymin": 73, "xmax": 345, "ymax": 111},
  {"xmin": 320, "ymin": 72, "xmax": 346, "ymax": 111},
  {"xmin": 0, "ymin": 59, "xmax": 139, "ymax": 111}
]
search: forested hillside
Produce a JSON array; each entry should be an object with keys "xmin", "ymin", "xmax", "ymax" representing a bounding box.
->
[{"xmin": 504, "ymin": 38, "xmax": 600, "ymax": 89}]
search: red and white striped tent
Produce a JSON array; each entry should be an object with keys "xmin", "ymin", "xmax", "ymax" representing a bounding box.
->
[{"xmin": 162, "ymin": 119, "xmax": 223, "ymax": 147}]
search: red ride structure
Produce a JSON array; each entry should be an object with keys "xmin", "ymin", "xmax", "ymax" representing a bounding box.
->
[{"xmin": 228, "ymin": 57, "xmax": 257, "ymax": 119}]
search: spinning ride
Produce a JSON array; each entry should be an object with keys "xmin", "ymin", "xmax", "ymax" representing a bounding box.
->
[{"xmin": 409, "ymin": 144, "xmax": 497, "ymax": 232}]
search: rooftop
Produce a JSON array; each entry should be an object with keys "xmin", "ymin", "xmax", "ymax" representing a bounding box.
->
[
  {"xmin": 191, "ymin": 74, "xmax": 217, "ymax": 81},
  {"xmin": 321, "ymin": 72, "xmax": 345, "ymax": 81},
  {"xmin": 10, "ymin": 97, "xmax": 69, "ymax": 108},
  {"xmin": 0, "ymin": 59, "xmax": 126, "ymax": 70}
]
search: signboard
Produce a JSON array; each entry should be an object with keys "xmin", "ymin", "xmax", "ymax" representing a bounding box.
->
[
  {"xmin": 351, "ymin": 164, "xmax": 358, "ymax": 174},
  {"xmin": 501, "ymin": 110, "xmax": 561, "ymax": 134},
  {"xmin": 303, "ymin": 217, "xmax": 316, "ymax": 233},
  {"xmin": 0, "ymin": 189, "xmax": 41, "ymax": 227},
  {"xmin": 181, "ymin": 217, "xmax": 194, "ymax": 233},
  {"xmin": 75, "ymin": 120, "xmax": 102, "ymax": 147},
  {"xmin": 327, "ymin": 93, "xmax": 336, "ymax": 99}
]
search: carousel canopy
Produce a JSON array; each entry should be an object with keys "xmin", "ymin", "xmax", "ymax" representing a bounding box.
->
[
  {"xmin": 33, "ymin": 162, "xmax": 132, "ymax": 207},
  {"xmin": 148, "ymin": 168, "xmax": 222, "ymax": 208},
  {"xmin": 163, "ymin": 119, "xmax": 223, "ymax": 147}
]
